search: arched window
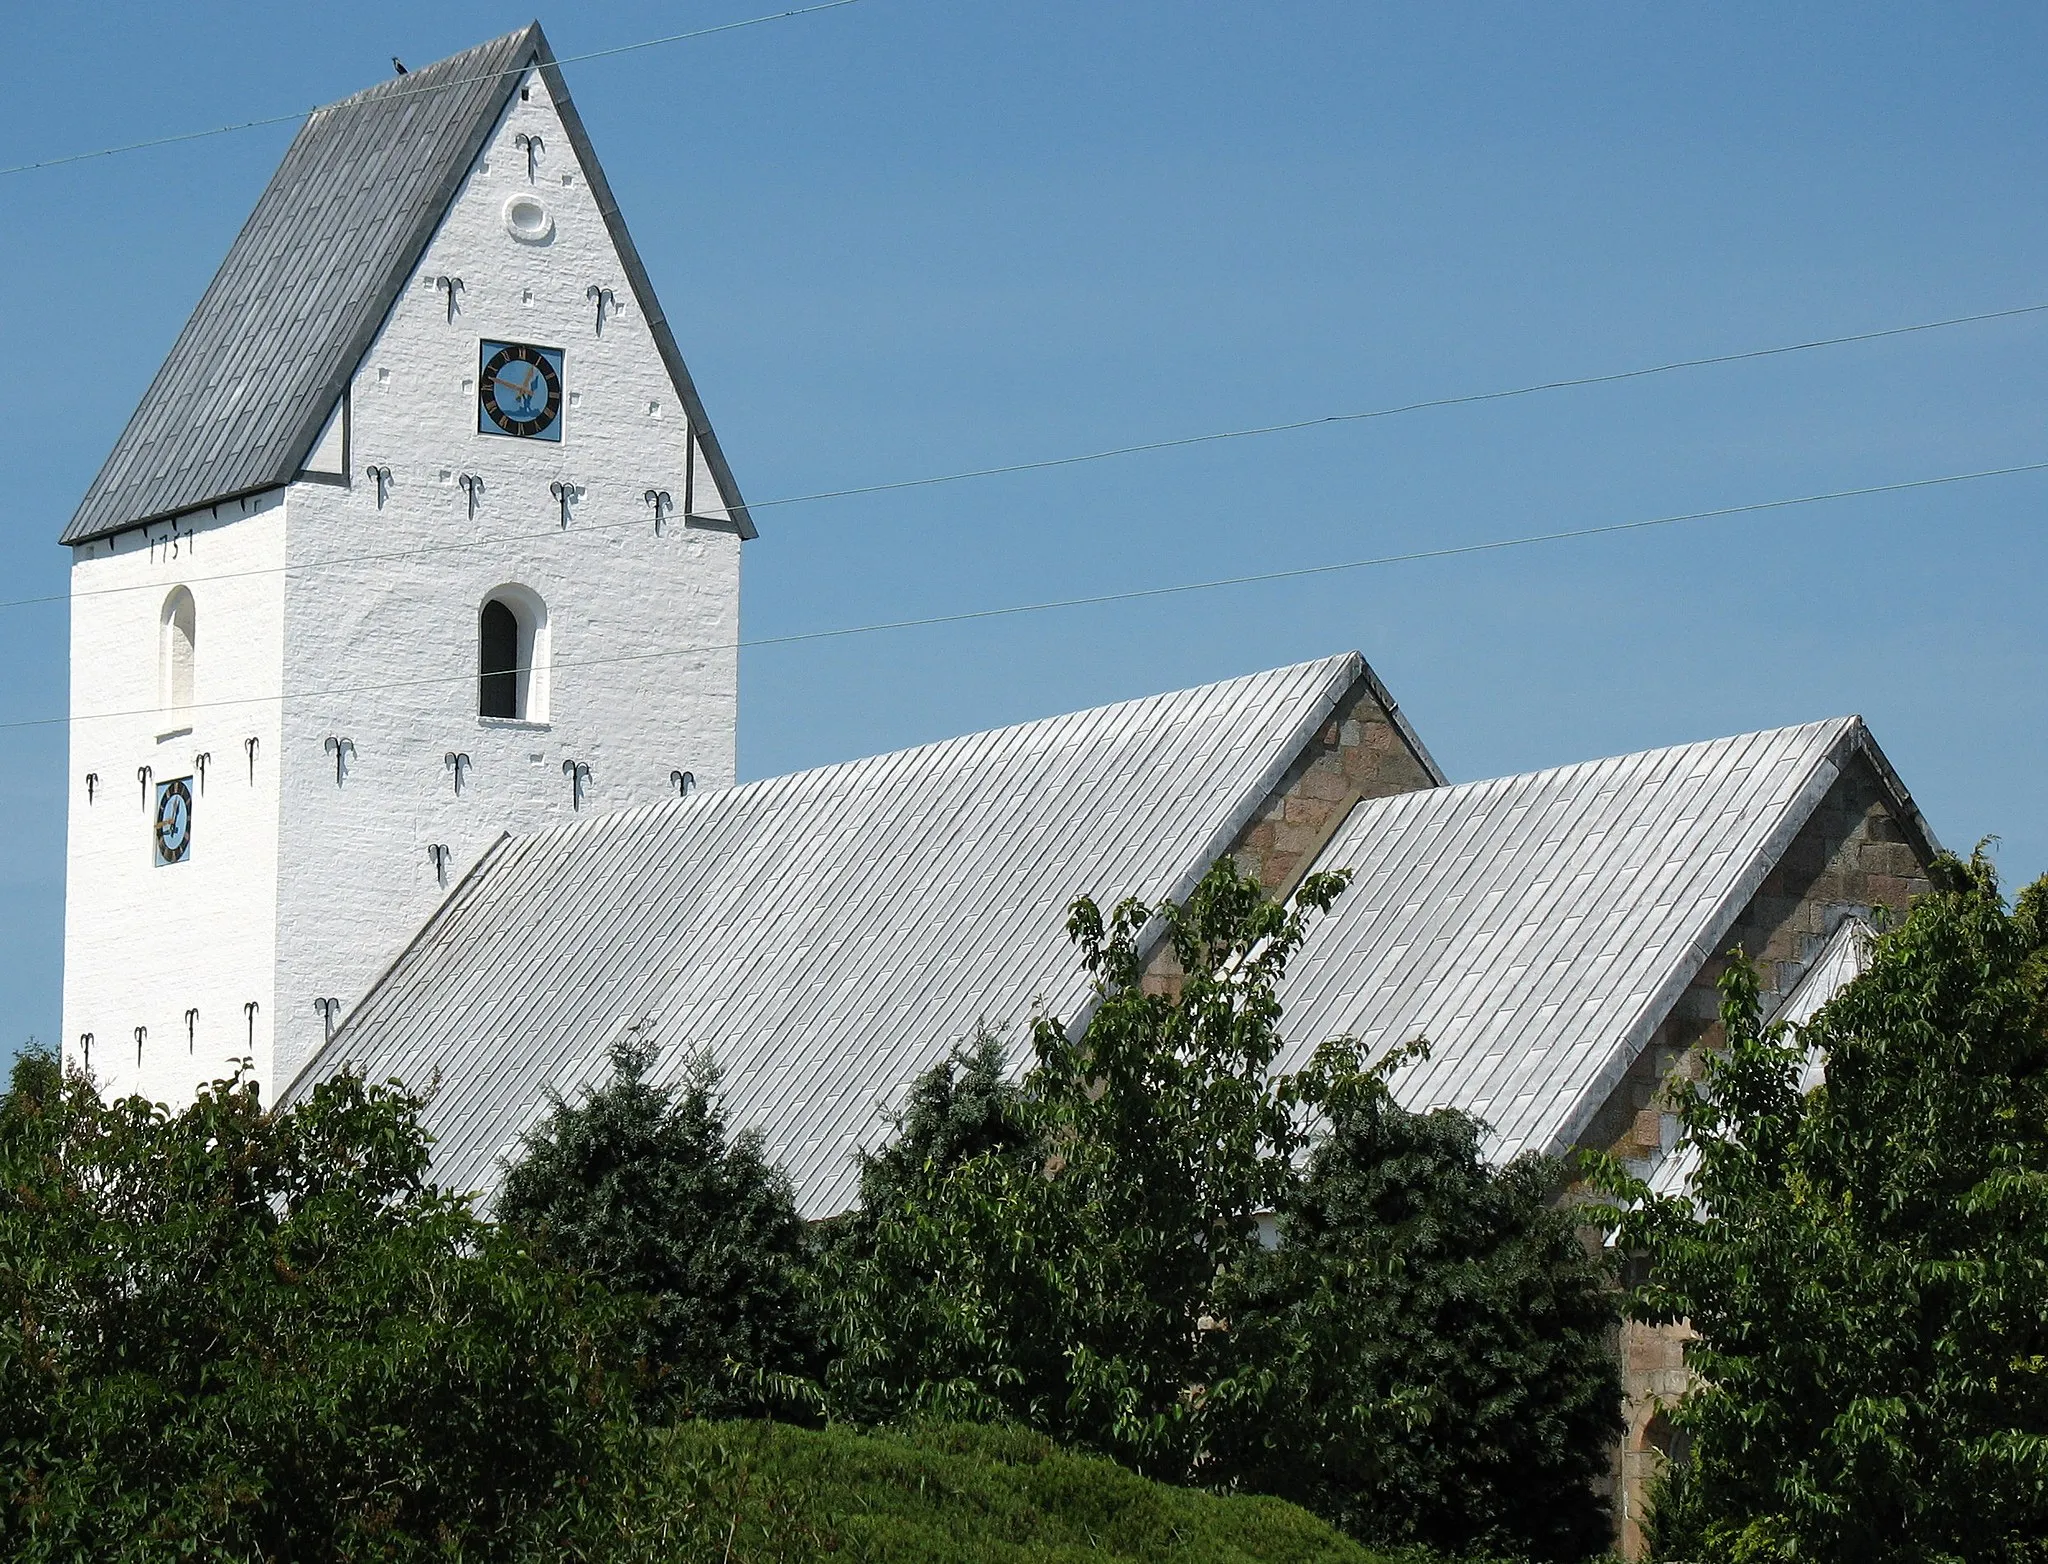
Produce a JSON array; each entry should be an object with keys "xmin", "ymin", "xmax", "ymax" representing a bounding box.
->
[
  {"xmin": 478, "ymin": 587, "xmax": 548, "ymax": 721},
  {"xmin": 479, "ymin": 600, "xmax": 519, "ymax": 718},
  {"xmin": 161, "ymin": 587, "xmax": 196, "ymax": 712}
]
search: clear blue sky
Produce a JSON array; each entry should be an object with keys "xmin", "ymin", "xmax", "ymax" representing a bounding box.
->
[{"xmin": 6, "ymin": 2, "xmax": 2046, "ymax": 1055}]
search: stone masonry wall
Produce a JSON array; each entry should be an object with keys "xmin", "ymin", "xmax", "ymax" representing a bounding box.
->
[
  {"xmin": 1580, "ymin": 750, "xmax": 1935, "ymax": 1558},
  {"xmin": 1225, "ymin": 673, "xmax": 1441, "ymax": 897},
  {"xmin": 1138, "ymin": 671, "xmax": 1441, "ymax": 1003},
  {"xmin": 1140, "ymin": 669, "xmax": 1440, "ymax": 999}
]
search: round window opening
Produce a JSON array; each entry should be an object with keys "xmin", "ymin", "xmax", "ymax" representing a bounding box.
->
[{"xmin": 503, "ymin": 194, "xmax": 554, "ymax": 243}]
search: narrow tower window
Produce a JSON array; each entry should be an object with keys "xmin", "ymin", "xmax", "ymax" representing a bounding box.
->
[
  {"xmin": 478, "ymin": 587, "xmax": 549, "ymax": 721},
  {"xmin": 161, "ymin": 587, "xmax": 196, "ymax": 712},
  {"xmin": 479, "ymin": 599, "xmax": 519, "ymax": 718}
]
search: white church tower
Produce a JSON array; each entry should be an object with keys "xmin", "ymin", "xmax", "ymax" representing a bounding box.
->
[{"xmin": 60, "ymin": 25, "xmax": 751, "ymax": 1104}]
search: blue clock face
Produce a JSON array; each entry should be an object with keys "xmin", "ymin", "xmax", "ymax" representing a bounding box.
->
[
  {"xmin": 154, "ymin": 777, "xmax": 193, "ymax": 866},
  {"xmin": 478, "ymin": 340, "xmax": 565, "ymax": 440}
]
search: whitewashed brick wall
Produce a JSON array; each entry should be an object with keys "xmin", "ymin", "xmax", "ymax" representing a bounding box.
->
[{"xmin": 63, "ymin": 66, "xmax": 743, "ymax": 1103}]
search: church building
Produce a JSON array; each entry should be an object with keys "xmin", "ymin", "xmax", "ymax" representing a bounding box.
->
[
  {"xmin": 279, "ymin": 650, "xmax": 1939, "ymax": 1555},
  {"xmin": 60, "ymin": 25, "xmax": 751, "ymax": 1101},
  {"xmin": 59, "ymin": 27, "xmax": 1949, "ymax": 1557}
]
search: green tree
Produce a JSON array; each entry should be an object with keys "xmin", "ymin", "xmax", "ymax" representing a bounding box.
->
[
  {"xmin": 498, "ymin": 1039, "xmax": 818, "ymax": 1416},
  {"xmin": 823, "ymin": 860, "xmax": 1347, "ymax": 1473},
  {"xmin": 849, "ymin": 1023, "xmax": 1031, "ymax": 1203},
  {"xmin": 824, "ymin": 858, "xmax": 1624, "ymax": 1561},
  {"xmin": 0, "ymin": 1049, "xmax": 618, "ymax": 1562},
  {"xmin": 1211, "ymin": 1041, "xmax": 1621, "ymax": 1561},
  {"xmin": 1611, "ymin": 853, "xmax": 2048, "ymax": 1563},
  {"xmin": 811, "ymin": 1024, "xmax": 1044, "ymax": 1429}
]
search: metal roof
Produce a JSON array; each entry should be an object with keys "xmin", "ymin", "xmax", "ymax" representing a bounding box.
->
[
  {"xmin": 287, "ymin": 654, "xmax": 1372, "ymax": 1214},
  {"xmin": 63, "ymin": 23, "xmax": 754, "ymax": 545},
  {"xmin": 1271, "ymin": 717, "xmax": 1927, "ymax": 1164}
]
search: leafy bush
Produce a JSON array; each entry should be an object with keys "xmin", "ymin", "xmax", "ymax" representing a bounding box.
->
[
  {"xmin": 0, "ymin": 1049, "xmax": 619, "ymax": 1562},
  {"xmin": 821, "ymin": 861, "xmax": 1346, "ymax": 1475},
  {"xmin": 498, "ymin": 1038, "xmax": 819, "ymax": 1416},
  {"xmin": 540, "ymin": 1418, "xmax": 1399, "ymax": 1563},
  {"xmin": 1, "ymin": 862, "xmax": 1632, "ymax": 1561},
  {"xmin": 823, "ymin": 859, "xmax": 1622, "ymax": 1558},
  {"xmin": 1213, "ymin": 1045, "xmax": 1621, "ymax": 1561},
  {"xmin": 1610, "ymin": 854, "xmax": 2048, "ymax": 1563},
  {"xmin": 844, "ymin": 1022, "xmax": 1032, "ymax": 1209}
]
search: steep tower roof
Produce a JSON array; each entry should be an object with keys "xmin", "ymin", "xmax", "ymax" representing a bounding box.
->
[{"xmin": 63, "ymin": 22, "xmax": 753, "ymax": 546}]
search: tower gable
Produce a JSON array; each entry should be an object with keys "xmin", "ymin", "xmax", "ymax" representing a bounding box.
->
[{"xmin": 62, "ymin": 22, "xmax": 753, "ymax": 547}]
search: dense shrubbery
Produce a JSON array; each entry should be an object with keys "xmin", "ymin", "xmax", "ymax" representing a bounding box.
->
[
  {"xmin": 1, "ymin": 858, "xmax": 1627, "ymax": 1561},
  {"xmin": 0, "ymin": 1050, "xmax": 618, "ymax": 1561},
  {"xmin": 820, "ymin": 864, "xmax": 1350, "ymax": 1467},
  {"xmin": 1215, "ymin": 1049, "xmax": 1621, "ymax": 1561},
  {"xmin": 819, "ymin": 860, "xmax": 1621, "ymax": 1558},
  {"xmin": 544, "ymin": 1419, "xmax": 1395, "ymax": 1563},
  {"xmin": 497, "ymin": 1038, "xmax": 819, "ymax": 1417},
  {"xmin": 1608, "ymin": 854, "xmax": 2048, "ymax": 1564}
]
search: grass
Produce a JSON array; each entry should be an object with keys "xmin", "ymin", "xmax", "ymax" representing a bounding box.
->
[{"xmin": 544, "ymin": 1418, "xmax": 1404, "ymax": 1563}]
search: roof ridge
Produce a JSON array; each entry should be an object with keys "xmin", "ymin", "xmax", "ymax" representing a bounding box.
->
[
  {"xmin": 483, "ymin": 654, "xmax": 1368, "ymax": 855},
  {"xmin": 1410, "ymin": 714, "xmax": 1858, "ymax": 800},
  {"xmin": 315, "ymin": 23, "xmax": 542, "ymax": 114}
]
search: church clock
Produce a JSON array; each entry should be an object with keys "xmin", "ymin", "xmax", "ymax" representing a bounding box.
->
[
  {"xmin": 154, "ymin": 777, "xmax": 193, "ymax": 866},
  {"xmin": 477, "ymin": 340, "xmax": 565, "ymax": 441}
]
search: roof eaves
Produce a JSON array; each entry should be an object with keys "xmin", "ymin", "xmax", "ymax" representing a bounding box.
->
[
  {"xmin": 67, "ymin": 481, "xmax": 291, "ymax": 549},
  {"xmin": 533, "ymin": 32, "xmax": 759, "ymax": 540}
]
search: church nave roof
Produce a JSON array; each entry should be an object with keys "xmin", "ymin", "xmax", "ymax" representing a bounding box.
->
[
  {"xmin": 285, "ymin": 654, "xmax": 1374, "ymax": 1215},
  {"xmin": 283, "ymin": 652, "xmax": 1932, "ymax": 1219}
]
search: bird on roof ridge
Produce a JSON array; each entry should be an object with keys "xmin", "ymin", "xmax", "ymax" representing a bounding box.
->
[{"xmin": 391, "ymin": 56, "xmax": 408, "ymax": 75}]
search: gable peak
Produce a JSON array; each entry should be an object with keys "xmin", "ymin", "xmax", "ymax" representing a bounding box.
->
[{"xmin": 62, "ymin": 20, "xmax": 753, "ymax": 545}]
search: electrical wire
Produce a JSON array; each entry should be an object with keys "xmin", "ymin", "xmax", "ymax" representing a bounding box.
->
[
  {"xmin": 740, "ymin": 300, "xmax": 2048, "ymax": 513},
  {"xmin": 0, "ymin": 1, "xmax": 863, "ymax": 179},
  {"xmin": 18, "ymin": 454, "xmax": 2045, "ymax": 737},
  {"xmin": 14, "ymin": 298, "xmax": 2046, "ymax": 619}
]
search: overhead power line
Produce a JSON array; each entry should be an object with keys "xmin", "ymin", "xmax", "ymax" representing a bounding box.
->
[
  {"xmin": 18, "ymin": 454, "xmax": 2045, "ymax": 737},
  {"xmin": 15, "ymin": 298, "xmax": 2045, "ymax": 620},
  {"xmin": 740, "ymin": 300, "xmax": 2048, "ymax": 513},
  {"xmin": 0, "ymin": 1, "xmax": 863, "ymax": 179}
]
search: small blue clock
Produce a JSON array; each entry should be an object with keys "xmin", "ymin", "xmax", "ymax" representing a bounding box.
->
[
  {"xmin": 154, "ymin": 777, "xmax": 193, "ymax": 866},
  {"xmin": 478, "ymin": 340, "xmax": 565, "ymax": 441}
]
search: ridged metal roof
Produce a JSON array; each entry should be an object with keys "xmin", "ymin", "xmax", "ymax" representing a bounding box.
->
[
  {"xmin": 1271, "ymin": 717, "xmax": 1920, "ymax": 1163},
  {"xmin": 63, "ymin": 23, "xmax": 754, "ymax": 544},
  {"xmin": 289, "ymin": 654, "xmax": 1370, "ymax": 1213}
]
